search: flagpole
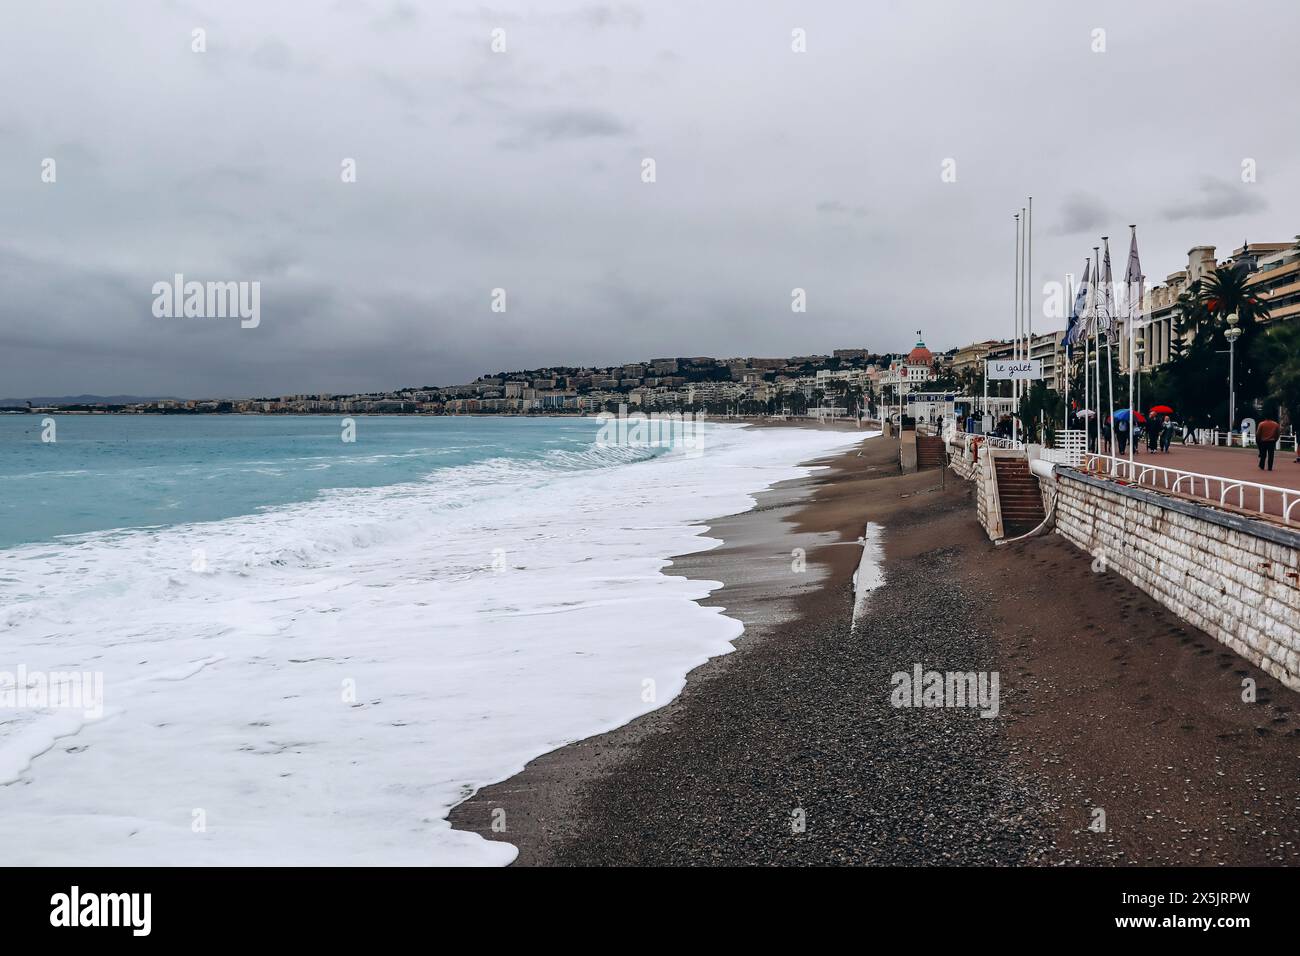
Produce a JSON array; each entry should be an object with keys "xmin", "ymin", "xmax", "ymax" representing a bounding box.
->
[
  {"xmin": 1102, "ymin": 236, "xmax": 1117, "ymax": 460},
  {"xmin": 1019, "ymin": 204, "xmax": 1027, "ymax": 441},
  {"xmin": 1081, "ymin": 261, "xmax": 1089, "ymax": 454},
  {"xmin": 1083, "ymin": 261, "xmax": 1091, "ymax": 454},
  {"xmin": 1106, "ymin": 334, "xmax": 1117, "ymax": 458},
  {"xmin": 1027, "ymin": 196, "xmax": 1033, "ymax": 440},
  {"xmin": 1127, "ymin": 226, "xmax": 1137, "ymax": 472},
  {"xmin": 1073, "ymin": 258, "xmax": 1091, "ymax": 455},
  {"xmin": 1091, "ymin": 247, "xmax": 1100, "ymax": 456},
  {"xmin": 1014, "ymin": 213, "xmax": 1021, "ymax": 441},
  {"xmin": 1064, "ymin": 271, "xmax": 1072, "ymax": 439}
]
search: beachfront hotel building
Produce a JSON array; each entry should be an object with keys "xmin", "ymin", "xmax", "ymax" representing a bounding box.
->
[
  {"xmin": 879, "ymin": 336, "xmax": 937, "ymax": 391},
  {"xmin": 1117, "ymin": 237, "xmax": 1300, "ymax": 373}
]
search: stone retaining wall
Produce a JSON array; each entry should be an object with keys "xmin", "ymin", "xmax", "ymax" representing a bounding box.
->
[
  {"xmin": 976, "ymin": 452, "xmax": 998, "ymax": 539},
  {"xmin": 1054, "ymin": 468, "xmax": 1300, "ymax": 691},
  {"xmin": 946, "ymin": 434, "xmax": 979, "ymax": 481}
]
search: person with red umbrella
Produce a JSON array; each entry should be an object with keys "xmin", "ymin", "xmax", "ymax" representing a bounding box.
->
[
  {"xmin": 1148, "ymin": 405, "xmax": 1172, "ymax": 453},
  {"xmin": 1148, "ymin": 406, "xmax": 1174, "ymax": 453}
]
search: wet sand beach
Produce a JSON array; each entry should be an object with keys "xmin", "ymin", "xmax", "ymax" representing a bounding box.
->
[{"xmin": 450, "ymin": 428, "xmax": 1300, "ymax": 865}]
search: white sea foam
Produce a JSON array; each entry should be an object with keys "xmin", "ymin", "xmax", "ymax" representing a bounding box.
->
[
  {"xmin": 851, "ymin": 522, "xmax": 887, "ymax": 630},
  {"xmin": 0, "ymin": 423, "xmax": 870, "ymax": 865}
]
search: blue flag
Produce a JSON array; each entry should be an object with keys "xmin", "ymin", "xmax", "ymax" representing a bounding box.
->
[{"xmin": 1066, "ymin": 259, "xmax": 1091, "ymax": 350}]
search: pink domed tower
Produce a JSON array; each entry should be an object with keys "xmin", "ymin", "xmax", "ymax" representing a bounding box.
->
[{"xmin": 906, "ymin": 332, "xmax": 933, "ymax": 367}]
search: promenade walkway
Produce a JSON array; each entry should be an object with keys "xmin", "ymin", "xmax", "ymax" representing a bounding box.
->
[{"xmin": 1087, "ymin": 442, "xmax": 1300, "ymax": 524}]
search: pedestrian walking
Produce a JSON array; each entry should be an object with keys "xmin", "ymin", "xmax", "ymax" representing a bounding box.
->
[
  {"xmin": 1256, "ymin": 417, "xmax": 1280, "ymax": 471},
  {"xmin": 1160, "ymin": 416, "xmax": 1174, "ymax": 453}
]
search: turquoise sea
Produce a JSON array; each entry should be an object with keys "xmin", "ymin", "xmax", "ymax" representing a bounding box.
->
[
  {"xmin": 0, "ymin": 415, "xmax": 604, "ymax": 550},
  {"xmin": 0, "ymin": 411, "xmax": 867, "ymax": 865}
]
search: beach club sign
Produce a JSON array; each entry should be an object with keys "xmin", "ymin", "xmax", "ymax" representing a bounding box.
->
[{"xmin": 985, "ymin": 359, "xmax": 1042, "ymax": 381}]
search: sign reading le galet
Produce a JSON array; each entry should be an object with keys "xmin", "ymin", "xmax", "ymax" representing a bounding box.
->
[{"xmin": 985, "ymin": 359, "xmax": 1042, "ymax": 381}]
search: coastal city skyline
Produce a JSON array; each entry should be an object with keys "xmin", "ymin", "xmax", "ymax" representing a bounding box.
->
[
  {"xmin": 6, "ymin": 215, "xmax": 1296, "ymax": 407},
  {"xmin": 4, "ymin": 1, "xmax": 1299, "ymax": 399},
  {"xmin": 11, "ymin": 213, "xmax": 1297, "ymax": 415}
]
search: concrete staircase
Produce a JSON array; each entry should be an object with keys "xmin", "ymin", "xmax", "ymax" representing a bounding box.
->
[
  {"xmin": 916, "ymin": 435, "xmax": 945, "ymax": 471},
  {"xmin": 993, "ymin": 458, "xmax": 1045, "ymax": 536}
]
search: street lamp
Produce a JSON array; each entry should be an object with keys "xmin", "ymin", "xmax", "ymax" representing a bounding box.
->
[
  {"xmin": 1224, "ymin": 312, "xmax": 1242, "ymax": 434},
  {"xmin": 1134, "ymin": 337, "xmax": 1145, "ymax": 414}
]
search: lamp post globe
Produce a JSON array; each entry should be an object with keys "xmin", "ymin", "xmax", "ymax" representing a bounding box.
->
[{"xmin": 1224, "ymin": 314, "xmax": 1242, "ymax": 433}]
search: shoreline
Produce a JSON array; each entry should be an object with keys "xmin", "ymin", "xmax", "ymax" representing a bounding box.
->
[
  {"xmin": 451, "ymin": 432, "xmax": 1300, "ymax": 865},
  {"xmin": 444, "ymin": 421, "xmax": 873, "ymax": 863},
  {"xmin": 449, "ymin": 424, "xmax": 875, "ymax": 863}
]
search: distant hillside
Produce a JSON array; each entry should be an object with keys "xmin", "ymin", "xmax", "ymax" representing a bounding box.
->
[{"xmin": 0, "ymin": 395, "xmax": 181, "ymax": 407}]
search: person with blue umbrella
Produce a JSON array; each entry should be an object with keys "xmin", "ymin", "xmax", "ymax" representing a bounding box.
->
[{"xmin": 1113, "ymin": 408, "xmax": 1146, "ymax": 458}]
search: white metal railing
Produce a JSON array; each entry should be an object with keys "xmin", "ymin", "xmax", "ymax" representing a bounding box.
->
[
  {"xmin": 1039, "ymin": 429, "xmax": 1085, "ymax": 466},
  {"xmin": 979, "ymin": 435, "xmax": 1025, "ymax": 450},
  {"xmin": 1040, "ymin": 448, "xmax": 1081, "ymax": 466},
  {"xmin": 1186, "ymin": 428, "xmax": 1298, "ymax": 452},
  {"xmin": 1081, "ymin": 453, "xmax": 1300, "ymax": 526},
  {"xmin": 950, "ymin": 430, "xmax": 1025, "ymax": 451}
]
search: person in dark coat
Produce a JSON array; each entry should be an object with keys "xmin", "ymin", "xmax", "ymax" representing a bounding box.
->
[{"xmin": 1256, "ymin": 418, "xmax": 1280, "ymax": 471}]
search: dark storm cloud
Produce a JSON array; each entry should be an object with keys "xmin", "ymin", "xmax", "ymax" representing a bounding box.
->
[
  {"xmin": 1, "ymin": 0, "xmax": 1298, "ymax": 398},
  {"xmin": 498, "ymin": 108, "xmax": 632, "ymax": 148},
  {"xmin": 1162, "ymin": 178, "xmax": 1269, "ymax": 221},
  {"xmin": 567, "ymin": 4, "xmax": 644, "ymax": 29},
  {"xmin": 1053, "ymin": 193, "xmax": 1110, "ymax": 236},
  {"xmin": 816, "ymin": 200, "xmax": 868, "ymax": 219}
]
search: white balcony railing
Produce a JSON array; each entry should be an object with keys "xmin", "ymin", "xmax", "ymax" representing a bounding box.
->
[
  {"xmin": 1081, "ymin": 453, "xmax": 1300, "ymax": 526},
  {"xmin": 1186, "ymin": 428, "xmax": 1297, "ymax": 452},
  {"xmin": 952, "ymin": 430, "xmax": 1024, "ymax": 451}
]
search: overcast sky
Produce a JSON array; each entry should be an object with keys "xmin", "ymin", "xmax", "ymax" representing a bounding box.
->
[{"xmin": 1, "ymin": 0, "xmax": 1296, "ymax": 397}]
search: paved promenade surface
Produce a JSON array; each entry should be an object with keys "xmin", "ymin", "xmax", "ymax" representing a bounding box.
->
[{"xmin": 1095, "ymin": 443, "xmax": 1300, "ymax": 523}]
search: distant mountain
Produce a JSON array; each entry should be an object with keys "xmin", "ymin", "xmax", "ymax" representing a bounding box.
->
[{"xmin": 0, "ymin": 395, "xmax": 181, "ymax": 407}]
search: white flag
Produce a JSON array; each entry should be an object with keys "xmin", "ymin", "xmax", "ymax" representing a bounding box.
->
[
  {"xmin": 1098, "ymin": 237, "xmax": 1115, "ymax": 334},
  {"xmin": 1125, "ymin": 226, "xmax": 1145, "ymax": 327}
]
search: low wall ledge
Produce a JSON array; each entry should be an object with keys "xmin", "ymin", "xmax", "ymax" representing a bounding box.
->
[{"xmin": 1057, "ymin": 466, "xmax": 1300, "ymax": 551}]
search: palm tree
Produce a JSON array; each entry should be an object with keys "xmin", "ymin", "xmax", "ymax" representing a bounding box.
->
[
  {"xmin": 1199, "ymin": 266, "xmax": 1273, "ymax": 421},
  {"xmin": 1148, "ymin": 281, "xmax": 1220, "ymax": 426},
  {"xmin": 1199, "ymin": 265, "xmax": 1271, "ymax": 326},
  {"xmin": 844, "ymin": 383, "xmax": 864, "ymax": 418}
]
